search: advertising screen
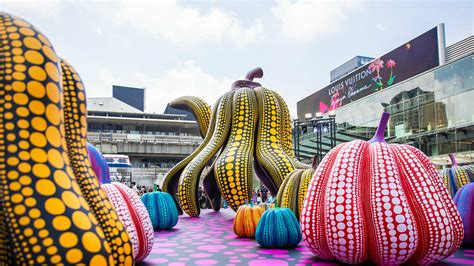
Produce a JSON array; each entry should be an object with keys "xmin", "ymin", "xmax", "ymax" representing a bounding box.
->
[{"xmin": 297, "ymin": 27, "xmax": 440, "ymax": 119}]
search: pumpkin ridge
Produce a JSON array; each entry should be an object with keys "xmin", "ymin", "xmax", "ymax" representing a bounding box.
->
[
  {"xmin": 391, "ymin": 144, "xmax": 460, "ymax": 264},
  {"xmin": 297, "ymin": 169, "xmax": 313, "ymax": 217},
  {"xmin": 301, "ymin": 144, "xmax": 343, "ymax": 260},
  {"xmin": 115, "ymin": 184, "xmax": 147, "ymax": 260},
  {"xmin": 281, "ymin": 207, "xmax": 300, "ymax": 247},
  {"xmin": 362, "ymin": 142, "xmax": 377, "ymax": 263},
  {"xmin": 389, "ymin": 144, "xmax": 433, "ymax": 263},
  {"xmin": 403, "ymin": 145, "xmax": 464, "ymax": 260},
  {"xmin": 324, "ymin": 140, "xmax": 368, "ymax": 264}
]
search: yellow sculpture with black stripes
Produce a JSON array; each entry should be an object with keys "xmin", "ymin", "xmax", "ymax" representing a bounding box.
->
[
  {"xmin": 0, "ymin": 12, "xmax": 133, "ymax": 265},
  {"xmin": 163, "ymin": 68, "xmax": 312, "ymax": 216}
]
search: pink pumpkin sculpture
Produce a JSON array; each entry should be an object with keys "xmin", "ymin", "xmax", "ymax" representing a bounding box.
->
[
  {"xmin": 102, "ymin": 183, "xmax": 154, "ymax": 262},
  {"xmin": 301, "ymin": 112, "xmax": 464, "ymax": 265}
]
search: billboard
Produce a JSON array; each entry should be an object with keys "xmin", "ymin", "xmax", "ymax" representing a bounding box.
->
[{"xmin": 297, "ymin": 27, "xmax": 440, "ymax": 119}]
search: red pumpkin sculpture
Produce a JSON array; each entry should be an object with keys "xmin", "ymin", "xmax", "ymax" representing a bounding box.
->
[
  {"xmin": 102, "ymin": 183, "xmax": 154, "ymax": 262},
  {"xmin": 301, "ymin": 112, "xmax": 464, "ymax": 265}
]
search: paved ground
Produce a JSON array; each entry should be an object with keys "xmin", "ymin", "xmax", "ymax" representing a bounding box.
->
[{"xmin": 139, "ymin": 209, "xmax": 474, "ymax": 266}]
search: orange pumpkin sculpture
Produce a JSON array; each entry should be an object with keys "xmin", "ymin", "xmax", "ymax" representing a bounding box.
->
[{"xmin": 233, "ymin": 202, "xmax": 264, "ymax": 238}]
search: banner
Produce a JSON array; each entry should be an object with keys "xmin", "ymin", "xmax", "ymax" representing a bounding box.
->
[{"xmin": 297, "ymin": 27, "xmax": 440, "ymax": 119}]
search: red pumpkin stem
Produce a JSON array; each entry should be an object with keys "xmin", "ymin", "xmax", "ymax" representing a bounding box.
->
[
  {"xmin": 449, "ymin": 153, "xmax": 458, "ymax": 166},
  {"xmin": 369, "ymin": 112, "xmax": 390, "ymax": 144}
]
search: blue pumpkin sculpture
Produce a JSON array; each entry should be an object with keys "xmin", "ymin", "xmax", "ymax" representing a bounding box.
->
[
  {"xmin": 256, "ymin": 202, "xmax": 302, "ymax": 248},
  {"xmin": 141, "ymin": 191, "xmax": 179, "ymax": 231},
  {"xmin": 454, "ymin": 183, "xmax": 474, "ymax": 245},
  {"xmin": 87, "ymin": 142, "xmax": 111, "ymax": 184}
]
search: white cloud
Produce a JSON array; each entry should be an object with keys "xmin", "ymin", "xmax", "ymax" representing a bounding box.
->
[
  {"xmin": 272, "ymin": 0, "xmax": 360, "ymax": 40},
  {"xmin": 89, "ymin": 60, "xmax": 234, "ymax": 113},
  {"xmin": 376, "ymin": 24, "xmax": 386, "ymax": 31},
  {"xmin": 1, "ymin": 0, "xmax": 63, "ymax": 19},
  {"xmin": 114, "ymin": 0, "xmax": 264, "ymax": 47}
]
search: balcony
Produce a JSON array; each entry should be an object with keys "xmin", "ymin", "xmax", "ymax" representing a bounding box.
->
[{"xmin": 87, "ymin": 131, "xmax": 202, "ymax": 157}]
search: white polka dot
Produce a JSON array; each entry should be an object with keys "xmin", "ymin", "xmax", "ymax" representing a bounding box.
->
[{"xmin": 397, "ymin": 224, "xmax": 407, "ymax": 232}]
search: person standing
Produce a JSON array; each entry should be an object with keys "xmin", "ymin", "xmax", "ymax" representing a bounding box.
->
[
  {"xmin": 260, "ymin": 186, "xmax": 268, "ymax": 202},
  {"xmin": 131, "ymin": 182, "xmax": 139, "ymax": 194}
]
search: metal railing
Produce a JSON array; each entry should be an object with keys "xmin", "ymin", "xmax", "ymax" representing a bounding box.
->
[{"xmin": 87, "ymin": 131, "xmax": 203, "ymax": 145}]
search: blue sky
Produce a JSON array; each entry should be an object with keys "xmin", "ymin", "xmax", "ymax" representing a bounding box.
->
[{"xmin": 2, "ymin": 0, "xmax": 472, "ymax": 116}]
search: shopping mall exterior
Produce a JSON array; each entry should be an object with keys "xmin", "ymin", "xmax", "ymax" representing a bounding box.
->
[{"xmin": 296, "ymin": 24, "xmax": 473, "ymax": 167}]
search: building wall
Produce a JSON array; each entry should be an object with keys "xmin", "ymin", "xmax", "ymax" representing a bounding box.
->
[{"xmin": 295, "ymin": 55, "xmax": 473, "ymax": 165}]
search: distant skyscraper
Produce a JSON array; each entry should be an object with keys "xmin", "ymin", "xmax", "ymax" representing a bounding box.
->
[{"xmin": 112, "ymin": 85, "xmax": 145, "ymax": 112}]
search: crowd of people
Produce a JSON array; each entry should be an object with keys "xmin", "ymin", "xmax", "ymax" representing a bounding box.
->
[
  {"xmin": 251, "ymin": 186, "xmax": 273, "ymax": 204},
  {"xmin": 130, "ymin": 182, "xmax": 161, "ymax": 196},
  {"xmin": 129, "ymin": 182, "xmax": 274, "ymax": 206},
  {"xmin": 197, "ymin": 185, "xmax": 274, "ymax": 209}
]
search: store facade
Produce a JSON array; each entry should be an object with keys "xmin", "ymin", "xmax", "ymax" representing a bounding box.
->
[{"xmin": 296, "ymin": 26, "xmax": 473, "ymax": 166}]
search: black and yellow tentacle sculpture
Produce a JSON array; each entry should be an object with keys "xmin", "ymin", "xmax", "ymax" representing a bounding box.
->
[
  {"xmin": 178, "ymin": 92, "xmax": 233, "ymax": 216},
  {"xmin": 162, "ymin": 99, "xmax": 220, "ymax": 215},
  {"xmin": 276, "ymin": 167, "xmax": 314, "ymax": 219},
  {"xmin": 276, "ymin": 155, "xmax": 318, "ymax": 219},
  {"xmin": 164, "ymin": 68, "xmax": 311, "ymax": 216},
  {"xmin": 273, "ymin": 91, "xmax": 310, "ymax": 169},
  {"xmin": 202, "ymin": 157, "xmax": 222, "ymax": 212},
  {"xmin": 170, "ymin": 96, "xmax": 211, "ymax": 138},
  {"xmin": 215, "ymin": 88, "xmax": 258, "ymax": 210},
  {"xmin": 61, "ymin": 59, "xmax": 134, "ymax": 264},
  {"xmin": 254, "ymin": 86, "xmax": 296, "ymax": 190},
  {"xmin": 0, "ymin": 12, "xmax": 132, "ymax": 264}
]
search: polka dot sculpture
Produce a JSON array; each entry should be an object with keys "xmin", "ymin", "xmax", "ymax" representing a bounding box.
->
[
  {"xmin": 441, "ymin": 153, "xmax": 474, "ymax": 197},
  {"xmin": 141, "ymin": 191, "xmax": 179, "ymax": 231},
  {"xmin": 233, "ymin": 201, "xmax": 264, "ymax": 238},
  {"xmin": 169, "ymin": 96, "xmax": 211, "ymax": 138},
  {"xmin": 87, "ymin": 142, "xmax": 111, "ymax": 184},
  {"xmin": 255, "ymin": 202, "xmax": 302, "ymax": 248},
  {"xmin": 0, "ymin": 12, "xmax": 133, "ymax": 265},
  {"xmin": 276, "ymin": 156, "xmax": 317, "ymax": 219},
  {"xmin": 61, "ymin": 58, "xmax": 134, "ymax": 264},
  {"xmin": 102, "ymin": 183, "xmax": 154, "ymax": 261},
  {"xmin": 453, "ymin": 183, "xmax": 474, "ymax": 246},
  {"xmin": 162, "ymin": 68, "xmax": 310, "ymax": 217},
  {"xmin": 301, "ymin": 112, "xmax": 464, "ymax": 265}
]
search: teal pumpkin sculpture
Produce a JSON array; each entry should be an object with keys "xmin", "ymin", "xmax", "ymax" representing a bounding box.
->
[
  {"xmin": 256, "ymin": 202, "xmax": 302, "ymax": 248},
  {"xmin": 141, "ymin": 192, "xmax": 179, "ymax": 231},
  {"xmin": 441, "ymin": 153, "xmax": 474, "ymax": 197}
]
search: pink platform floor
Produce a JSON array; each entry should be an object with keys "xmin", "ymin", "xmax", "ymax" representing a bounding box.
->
[{"xmin": 139, "ymin": 209, "xmax": 474, "ymax": 266}]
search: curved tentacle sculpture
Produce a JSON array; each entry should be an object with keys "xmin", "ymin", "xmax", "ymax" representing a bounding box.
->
[
  {"xmin": 165, "ymin": 68, "xmax": 310, "ymax": 216},
  {"xmin": 215, "ymin": 88, "xmax": 258, "ymax": 210},
  {"xmin": 169, "ymin": 96, "xmax": 211, "ymax": 138},
  {"xmin": 0, "ymin": 12, "xmax": 132, "ymax": 264},
  {"xmin": 254, "ymin": 86, "xmax": 296, "ymax": 189},
  {"xmin": 178, "ymin": 92, "xmax": 233, "ymax": 216},
  {"xmin": 162, "ymin": 99, "xmax": 220, "ymax": 214},
  {"xmin": 61, "ymin": 59, "xmax": 134, "ymax": 264},
  {"xmin": 273, "ymin": 91, "xmax": 310, "ymax": 169},
  {"xmin": 202, "ymin": 156, "xmax": 222, "ymax": 212}
]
